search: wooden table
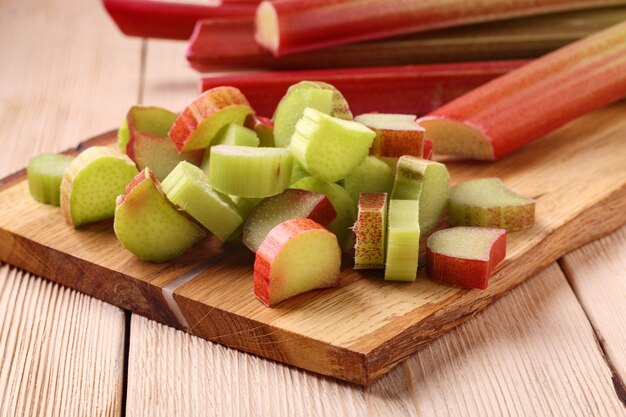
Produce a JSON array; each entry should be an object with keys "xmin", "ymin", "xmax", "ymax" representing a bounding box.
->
[{"xmin": 1, "ymin": 0, "xmax": 625, "ymax": 415}]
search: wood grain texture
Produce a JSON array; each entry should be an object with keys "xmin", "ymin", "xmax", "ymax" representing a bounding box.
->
[
  {"xmin": 0, "ymin": 264, "xmax": 126, "ymax": 417},
  {"xmin": 0, "ymin": 0, "xmax": 139, "ymax": 414},
  {"xmin": 561, "ymin": 226, "xmax": 626, "ymax": 385},
  {"xmin": 0, "ymin": 98, "xmax": 625, "ymax": 383},
  {"xmin": 0, "ymin": 0, "xmax": 142, "ymax": 175},
  {"xmin": 126, "ymin": 264, "xmax": 626, "ymax": 417}
]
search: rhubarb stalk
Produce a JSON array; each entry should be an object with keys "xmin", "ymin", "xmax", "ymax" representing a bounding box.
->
[
  {"xmin": 188, "ymin": 6, "xmax": 626, "ymax": 71},
  {"xmin": 102, "ymin": 0, "xmax": 253, "ymax": 40},
  {"xmin": 418, "ymin": 20, "xmax": 626, "ymax": 160},
  {"xmin": 201, "ymin": 60, "xmax": 525, "ymax": 116},
  {"xmin": 254, "ymin": 0, "xmax": 626, "ymax": 56}
]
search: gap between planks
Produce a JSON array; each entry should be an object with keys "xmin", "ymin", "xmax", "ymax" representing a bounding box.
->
[{"xmin": 558, "ymin": 225, "xmax": 626, "ymax": 407}]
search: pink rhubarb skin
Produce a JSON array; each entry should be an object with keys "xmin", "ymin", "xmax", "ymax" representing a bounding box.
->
[
  {"xmin": 253, "ymin": 218, "xmax": 340, "ymax": 306},
  {"xmin": 353, "ymin": 193, "xmax": 387, "ymax": 270},
  {"xmin": 418, "ymin": 20, "xmax": 626, "ymax": 160},
  {"xmin": 200, "ymin": 60, "xmax": 525, "ymax": 116},
  {"xmin": 254, "ymin": 0, "xmax": 626, "ymax": 56},
  {"xmin": 426, "ymin": 229, "xmax": 506, "ymax": 290},
  {"xmin": 169, "ymin": 86, "xmax": 253, "ymax": 152},
  {"xmin": 102, "ymin": 0, "xmax": 254, "ymax": 40},
  {"xmin": 188, "ymin": 7, "xmax": 626, "ymax": 71}
]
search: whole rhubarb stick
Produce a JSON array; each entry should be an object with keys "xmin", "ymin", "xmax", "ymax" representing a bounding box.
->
[
  {"xmin": 418, "ymin": 20, "xmax": 626, "ymax": 160},
  {"xmin": 188, "ymin": 6, "xmax": 626, "ymax": 71},
  {"xmin": 102, "ymin": 0, "xmax": 253, "ymax": 40},
  {"xmin": 200, "ymin": 60, "xmax": 525, "ymax": 116},
  {"xmin": 254, "ymin": 0, "xmax": 626, "ymax": 56}
]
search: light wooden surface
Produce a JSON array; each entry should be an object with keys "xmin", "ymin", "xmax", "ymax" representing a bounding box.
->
[
  {"xmin": 0, "ymin": 0, "xmax": 136, "ymax": 415},
  {"xmin": 1, "ymin": 0, "xmax": 626, "ymax": 414},
  {"xmin": 561, "ymin": 229, "xmax": 626, "ymax": 385}
]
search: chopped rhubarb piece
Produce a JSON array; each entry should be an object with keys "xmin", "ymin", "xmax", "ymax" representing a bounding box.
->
[
  {"xmin": 353, "ymin": 193, "xmax": 388, "ymax": 270},
  {"xmin": 243, "ymin": 189, "xmax": 336, "ymax": 252},
  {"xmin": 448, "ymin": 178, "xmax": 535, "ymax": 231},
  {"xmin": 169, "ymin": 86, "xmax": 254, "ymax": 152},
  {"xmin": 354, "ymin": 113, "xmax": 425, "ymax": 158},
  {"xmin": 254, "ymin": 0, "xmax": 619, "ymax": 56},
  {"xmin": 426, "ymin": 227, "xmax": 506, "ymax": 290},
  {"xmin": 201, "ymin": 60, "xmax": 525, "ymax": 116},
  {"xmin": 254, "ymin": 218, "xmax": 341, "ymax": 306},
  {"xmin": 418, "ymin": 20, "xmax": 626, "ymax": 160},
  {"xmin": 384, "ymin": 199, "xmax": 420, "ymax": 282}
]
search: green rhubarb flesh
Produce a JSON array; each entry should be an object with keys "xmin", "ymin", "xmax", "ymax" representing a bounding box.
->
[
  {"xmin": 118, "ymin": 106, "xmax": 178, "ymax": 153},
  {"xmin": 27, "ymin": 153, "xmax": 74, "ymax": 206},
  {"xmin": 341, "ymin": 156, "xmax": 394, "ymax": 207},
  {"xmin": 354, "ymin": 193, "xmax": 387, "ymax": 269},
  {"xmin": 242, "ymin": 189, "xmax": 333, "ymax": 252},
  {"xmin": 114, "ymin": 169, "xmax": 205, "ymax": 263},
  {"xmin": 385, "ymin": 199, "xmax": 420, "ymax": 282},
  {"xmin": 392, "ymin": 156, "xmax": 449, "ymax": 234},
  {"xmin": 273, "ymin": 88, "xmax": 333, "ymax": 148},
  {"xmin": 449, "ymin": 177, "xmax": 535, "ymax": 231},
  {"xmin": 288, "ymin": 81, "xmax": 353, "ymax": 120},
  {"xmin": 290, "ymin": 162, "xmax": 310, "ymax": 185},
  {"xmin": 289, "ymin": 107, "xmax": 375, "ymax": 183},
  {"xmin": 428, "ymin": 227, "xmax": 502, "ymax": 260},
  {"xmin": 131, "ymin": 132, "xmax": 203, "ymax": 182},
  {"xmin": 118, "ymin": 118, "xmax": 130, "ymax": 153},
  {"xmin": 208, "ymin": 145, "xmax": 292, "ymax": 198},
  {"xmin": 290, "ymin": 176, "xmax": 356, "ymax": 252},
  {"xmin": 200, "ymin": 123, "xmax": 260, "ymax": 171},
  {"xmin": 161, "ymin": 161, "xmax": 242, "ymax": 241},
  {"xmin": 60, "ymin": 147, "xmax": 138, "ymax": 227}
]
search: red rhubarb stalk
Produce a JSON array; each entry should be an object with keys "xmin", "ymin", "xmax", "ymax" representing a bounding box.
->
[
  {"xmin": 102, "ymin": 0, "xmax": 253, "ymax": 40},
  {"xmin": 418, "ymin": 20, "xmax": 626, "ymax": 160},
  {"xmin": 200, "ymin": 60, "xmax": 525, "ymax": 116},
  {"xmin": 254, "ymin": 0, "xmax": 626, "ymax": 56},
  {"xmin": 188, "ymin": 6, "xmax": 626, "ymax": 71}
]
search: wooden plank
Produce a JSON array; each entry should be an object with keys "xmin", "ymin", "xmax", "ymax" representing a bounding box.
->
[
  {"xmin": 125, "ymin": 264, "xmax": 626, "ymax": 416},
  {"xmin": 0, "ymin": 0, "xmax": 142, "ymax": 174},
  {"xmin": 0, "ymin": 99, "xmax": 624, "ymax": 384},
  {"xmin": 0, "ymin": 264, "xmax": 126, "ymax": 417},
  {"xmin": 561, "ymin": 226, "xmax": 626, "ymax": 384},
  {"xmin": 0, "ymin": 0, "xmax": 142, "ymax": 413}
]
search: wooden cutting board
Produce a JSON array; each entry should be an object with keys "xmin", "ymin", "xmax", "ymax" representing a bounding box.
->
[{"xmin": 0, "ymin": 103, "xmax": 624, "ymax": 385}]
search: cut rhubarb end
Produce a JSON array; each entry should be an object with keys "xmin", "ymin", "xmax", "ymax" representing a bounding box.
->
[
  {"xmin": 426, "ymin": 227, "xmax": 506, "ymax": 290},
  {"xmin": 60, "ymin": 147, "xmax": 139, "ymax": 227},
  {"xmin": 242, "ymin": 188, "xmax": 336, "ymax": 252},
  {"xmin": 255, "ymin": 1, "xmax": 279, "ymax": 54},
  {"xmin": 417, "ymin": 116, "xmax": 494, "ymax": 160},
  {"xmin": 420, "ymin": 21, "xmax": 626, "ymax": 160},
  {"xmin": 114, "ymin": 168, "xmax": 206, "ymax": 263},
  {"xmin": 449, "ymin": 178, "xmax": 535, "ymax": 231},
  {"xmin": 254, "ymin": 218, "xmax": 341, "ymax": 306},
  {"xmin": 27, "ymin": 153, "xmax": 74, "ymax": 206}
]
